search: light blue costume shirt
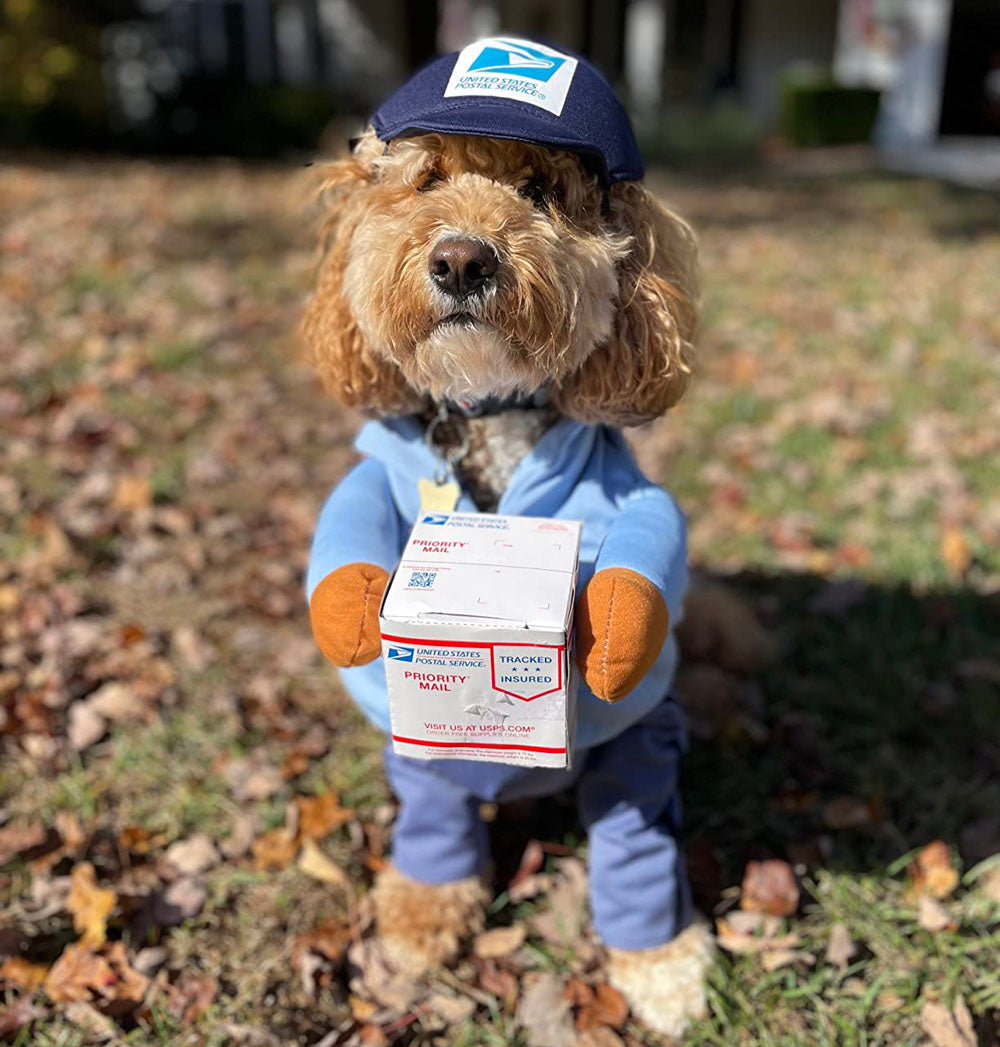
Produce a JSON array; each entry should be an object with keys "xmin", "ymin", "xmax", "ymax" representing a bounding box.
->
[{"xmin": 307, "ymin": 415, "xmax": 688, "ymax": 751}]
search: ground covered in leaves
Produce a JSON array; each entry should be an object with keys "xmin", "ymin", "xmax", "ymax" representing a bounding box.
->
[{"xmin": 1, "ymin": 155, "xmax": 999, "ymax": 1047}]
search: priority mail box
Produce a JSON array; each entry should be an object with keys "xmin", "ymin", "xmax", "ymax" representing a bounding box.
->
[{"xmin": 380, "ymin": 512, "xmax": 582, "ymax": 769}]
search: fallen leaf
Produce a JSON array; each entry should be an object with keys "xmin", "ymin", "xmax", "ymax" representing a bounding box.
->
[
  {"xmin": 740, "ymin": 859, "xmax": 799, "ymax": 916},
  {"xmin": 298, "ymin": 838, "xmax": 351, "ymax": 889},
  {"xmin": 516, "ymin": 972, "xmax": 575, "ymax": 1047},
  {"xmin": 823, "ymin": 796, "xmax": 875, "ymax": 830},
  {"xmin": 295, "ymin": 793, "xmax": 355, "ymax": 842},
  {"xmin": 529, "ymin": 857, "xmax": 588, "ymax": 945},
  {"xmin": 509, "ymin": 839, "xmax": 545, "ymax": 891},
  {"xmin": 86, "ymin": 681, "xmax": 144, "ymax": 722},
  {"xmin": 918, "ymin": 895, "xmax": 958, "ymax": 932},
  {"xmin": 0, "ymin": 956, "xmax": 49, "ymax": 992},
  {"xmin": 716, "ymin": 918, "xmax": 800, "ymax": 954},
  {"xmin": 574, "ymin": 982, "xmax": 629, "ymax": 1032},
  {"xmin": 64, "ymin": 1000, "xmax": 117, "ymax": 1041},
  {"xmin": 164, "ymin": 833, "xmax": 219, "ymax": 877},
  {"xmin": 293, "ymin": 920, "xmax": 351, "ymax": 997},
  {"xmin": 67, "ymin": 701, "xmax": 106, "ymax": 750},
  {"xmin": 113, "ymin": 474, "xmax": 152, "ymax": 512},
  {"xmin": 219, "ymin": 1025, "xmax": 281, "ymax": 1047},
  {"xmin": 152, "ymin": 877, "xmax": 208, "ymax": 925},
  {"xmin": 424, "ymin": 991, "xmax": 476, "ymax": 1025},
  {"xmin": 119, "ymin": 825, "xmax": 169, "ymax": 856},
  {"xmin": 220, "ymin": 812, "xmax": 258, "ymax": 859},
  {"xmin": 908, "ymin": 841, "xmax": 959, "ymax": 899},
  {"xmin": 761, "ymin": 949, "xmax": 815, "ymax": 972},
  {"xmin": 921, "ymin": 998, "xmax": 976, "ymax": 1047},
  {"xmin": 0, "ymin": 996, "xmax": 40, "ymax": 1038},
  {"xmin": 252, "ymin": 828, "xmax": 298, "ymax": 871},
  {"xmin": 0, "ymin": 821, "xmax": 49, "ymax": 866},
  {"xmin": 164, "ymin": 972, "xmax": 218, "ymax": 1024},
  {"xmin": 477, "ymin": 960, "xmax": 519, "ymax": 1007},
  {"xmin": 825, "ymin": 922, "xmax": 855, "ymax": 969},
  {"xmin": 67, "ymin": 861, "xmax": 116, "ymax": 947},
  {"xmin": 473, "ymin": 925, "xmax": 526, "ymax": 959},
  {"xmin": 45, "ymin": 941, "xmax": 149, "ymax": 1015},
  {"xmin": 940, "ymin": 524, "xmax": 971, "ymax": 577},
  {"xmin": 577, "ymin": 1029, "xmax": 625, "ymax": 1047},
  {"xmin": 171, "ymin": 625, "xmax": 214, "ymax": 671}
]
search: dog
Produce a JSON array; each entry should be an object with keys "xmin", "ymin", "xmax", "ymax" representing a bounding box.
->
[{"xmin": 302, "ymin": 37, "xmax": 718, "ymax": 1037}]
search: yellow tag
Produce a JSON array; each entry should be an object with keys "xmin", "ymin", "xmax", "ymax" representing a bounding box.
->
[{"xmin": 418, "ymin": 477, "xmax": 460, "ymax": 513}]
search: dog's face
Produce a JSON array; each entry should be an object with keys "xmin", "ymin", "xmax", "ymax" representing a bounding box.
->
[{"xmin": 303, "ymin": 130, "xmax": 699, "ymax": 426}]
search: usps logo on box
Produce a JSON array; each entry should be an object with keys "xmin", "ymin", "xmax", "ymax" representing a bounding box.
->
[
  {"xmin": 386, "ymin": 645, "xmax": 415, "ymax": 662},
  {"xmin": 444, "ymin": 37, "xmax": 579, "ymax": 116}
]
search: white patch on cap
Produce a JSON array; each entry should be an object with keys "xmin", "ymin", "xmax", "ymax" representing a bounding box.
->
[{"xmin": 444, "ymin": 37, "xmax": 578, "ymax": 117}]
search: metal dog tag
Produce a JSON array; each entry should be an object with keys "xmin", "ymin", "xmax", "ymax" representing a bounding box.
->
[{"xmin": 418, "ymin": 477, "xmax": 460, "ymax": 513}]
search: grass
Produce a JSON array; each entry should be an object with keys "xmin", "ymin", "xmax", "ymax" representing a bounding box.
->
[{"xmin": 0, "ymin": 155, "xmax": 998, "ymax": 1045}]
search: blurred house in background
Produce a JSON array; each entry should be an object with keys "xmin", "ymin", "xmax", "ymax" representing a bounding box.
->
[{"xmin": 1, "ymin": 0, "xmax": 997, "ymax": 181}]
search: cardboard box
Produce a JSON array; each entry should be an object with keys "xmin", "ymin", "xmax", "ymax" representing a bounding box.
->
[{"xmin": 380, "ymin": 511, "xmax": 582, "ymax": 768}]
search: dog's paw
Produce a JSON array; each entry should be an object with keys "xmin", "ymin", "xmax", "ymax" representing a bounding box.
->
[
  {"xmin": 370, "ymin": 864, "xmax": 488, "ymax": 973},
  {"xmin": 606, "ymin": 918, "xmax": 715, "ymax": 1040}
]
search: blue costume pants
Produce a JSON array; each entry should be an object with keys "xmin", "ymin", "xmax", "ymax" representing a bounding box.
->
[{"xmin": 383, "ymin": 697, "xmax": 691, "ymax": 951}]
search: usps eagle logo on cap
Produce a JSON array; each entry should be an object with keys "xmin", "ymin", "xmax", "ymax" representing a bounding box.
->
[{"xmin": 444, "ymin": 37, "xmax": 579, "ymax": 116}]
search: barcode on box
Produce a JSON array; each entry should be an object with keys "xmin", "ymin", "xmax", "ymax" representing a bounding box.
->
[{"xmin": 408, "ymin": 570, "xmax": 437, "ymax": 589}]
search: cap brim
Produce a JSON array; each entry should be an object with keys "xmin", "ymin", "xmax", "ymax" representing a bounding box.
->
[{"xmin": 372, "ymin": 100, "xmax": 613, "ymax": 185}]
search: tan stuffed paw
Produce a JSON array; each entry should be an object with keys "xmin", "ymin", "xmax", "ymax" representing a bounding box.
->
[
  {"xmin": 606, "ymin": 917, "xmax": 715, "ymax": 1040},
  {"xmin": 309, "ymin": 561, "xmax": 389, "ymax": 667},
  {"xmin": 370, "ymin": 864, "xmax": 488, "ymax": 973},
  {"xmin": 576, "ymin": 567, "xmax": 670, "ymax": 702}
]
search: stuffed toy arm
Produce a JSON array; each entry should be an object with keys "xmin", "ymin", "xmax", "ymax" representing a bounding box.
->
[
  {"xmin": 576, "ymin": 487, "xmax": 688, "ymax": 703},
  {"xmin": 307, "ymin": 458, "xmax": 401, "ymax": 668}
]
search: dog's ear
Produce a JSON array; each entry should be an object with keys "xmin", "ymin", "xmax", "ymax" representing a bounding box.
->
[
  {"xmin": 301, "ymin": 129, "xmax": 422, "ymax": 416},
  {"xmin": 553, "ymin": 182, "xmax": 698, "ymax": 426}
]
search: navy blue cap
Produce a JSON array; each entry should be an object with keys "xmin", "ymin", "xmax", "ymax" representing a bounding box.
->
[{"xmin": 371, "ymin": 37, "xmax": 644, "ymax": 186}]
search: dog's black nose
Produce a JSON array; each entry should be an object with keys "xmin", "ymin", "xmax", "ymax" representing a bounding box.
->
[{"xmin": 428, "ymin": 237, "xmax": 498, "ymax": 298}]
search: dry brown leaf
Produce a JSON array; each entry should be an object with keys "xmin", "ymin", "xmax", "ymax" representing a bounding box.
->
[
  {"xmin": 164, "ymin": 833, "xmax": 219, "ymax": 877},
  {"xmin": 164, "ymin": 972, "xmax": 218, "ymax": 1024},
  {"xmin": 574, "ymin": 982, "xmax": 629, "ymax": 1032},
  {"xmin": 577, "ymin": 1029, "xmax": 625, "ymax": 1047},
  {"xmin": 67, "ymin": 701, "xmax": 106, "ymax": 751},
  {"xmin": 295, "ymin": 793, "xmax": 355, "ymax": 842},
  {"xmin": 917, "ymin": 895, "xmax": 958, "ymax": 933},
  {"xmin": 716, "ymin": 917, "xmax": 801, "ymax": 954},
  {"xmin": 473, "ymin": 924, "xmax": 526, "ymax": 959},
  {"xmin": 67, "ymin": 862, "xmax": 116, "ymax": 947},
  {"xmin": 0, "ymin": 996, "xmax": 41, "ymax": 1038},
  {"xmin": 86, "ymin": 681, "xmax": 145, "ymax": 722},
  {"xmin": 940, "ymin": 524, "xmax": 971, "ymax": 577},
  {"xmin": 152, "ymin": 876, "xmax": 208, "ymax": 926},
  {"xmin": 64, "ymin": 1000, "xmax": 117, "ymax": 1041},
  {"xmin": 293, "ymin": 920, "xmax": 351, "ymax": 997},
  {"xmin": 761, "ymin": 948, "xmax": 815, "ymax": 972},
  {"xmin": 516, "ymin": 972, "xmax": 575, "ymax": 1047},
  {"xmin": 822, "ymin": 796, "xmax": 874, "ymax": 830},
  {"xmin": 824, "ymin": 922, "xmax": 855, "ymax": 969},
  {"xmin": 45, "ymin": 941, "xmax": 149, "ymax": 1014},
  {"xmin": 221, "ymin": 812, "xmax": 259, "ymax": 860},
  {"xmin": 252, "ymin": 828, "xmax": 298, "ymax": 871},
  {"xmin": 298, "ymin": 838, "xmax": 351, "ymax": 889},
  {"xmin": 908, "ymin": 840, "xmax": 960, "ymax": 900},
  {"xmin": 424, "ymin": 991, "xmax": 477, "ymax": 1025},
  {"xmin": 477, "ymin": 960, "xmax": 519, "ymax": 1007},
  {"xmin": 921, "ymin": 998, "xmax": 976, "ymax": 1047},
  {"xmin": 119, "ymin": 825, "xmax": 169, "ymax": 856},
  {"xmin": 0, "ymin": 956, "xmax": 49, "ymax": 992},
  {"xmin": 740, "ymin": 859, "xmax": 799, "ymax": 916},
  {"xmin": 113, "ymin": 475, "xmax": 152, "ymax": 512}
]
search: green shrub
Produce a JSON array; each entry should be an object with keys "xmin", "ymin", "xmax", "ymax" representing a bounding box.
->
[{"xmin": 779, "ymin": 64, "xmax": 881, "ymax": 147}]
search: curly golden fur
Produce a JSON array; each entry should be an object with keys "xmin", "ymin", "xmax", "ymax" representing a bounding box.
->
[{"xmin": 302, "ymin": 129, "xmax": 698, "ymax": 427}]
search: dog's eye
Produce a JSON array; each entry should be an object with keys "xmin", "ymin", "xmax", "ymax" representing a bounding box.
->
[
  {"xmin": 518, "ymin": 176, "xmax": 553, "ymax": 210},
  {"xmin": 416, "ymin": 169, "xmax": 443, "ymax": 193}
]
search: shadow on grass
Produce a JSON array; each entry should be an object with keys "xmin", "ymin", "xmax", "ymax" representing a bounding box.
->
[{"xmin": 488, "ymin": 570, "xmax": 1000, "ymax": 906}]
